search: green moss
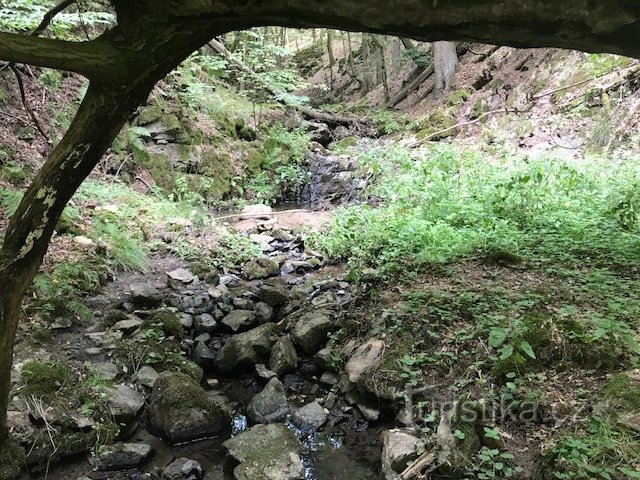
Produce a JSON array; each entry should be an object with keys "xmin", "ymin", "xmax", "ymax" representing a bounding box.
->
[
  {"xmin": 21, "ymin": 361, "xmax": 70, "ymax": 397},
  {"xmin": 138, "ymin": 105, "xmax": 163, "ymax": 125},
  {"xmin": 415, "ymin": 110, "xmax": 457, "ymax": 141},
  {"xmin": 160, "ymin": 114, "xmax": 181, "ymax": 132},
  {"xmin": 152, "ymin": 310, "xmax": 184, "ymax": 338},
  {"xmin": 603, "ymin": 373, "xmax": 640, "ymax": 410},
  {"xmin": 0, "ymin": 435, "xmax": 26, "ymax": 479},
  {"xmin": 447, "ymin": 88, "xmax": 473, "ymax": 106},
  {"xmin": 334, "ymin": 136, "xmax": 359, "ymax": 151}
]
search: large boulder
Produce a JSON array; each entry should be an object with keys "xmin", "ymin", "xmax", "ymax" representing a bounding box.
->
[
  {"xmin": 215, "ymin": 323, "xmax": 280, "ymax": 372},
  {"xmin": 147, "ymin": 372, "xmax": 230, "ymax": 444},
  {"xmin": 292, "ymin": 311, "xmax": 334, "ymax": 355},
  {"xmin": 247, "ymin": 378, "xmax": 289, "ymax": 424},
  {"xmin": 223, "ymin": 423, "xmax": 304, "ymax": 480},
  {"xmin": 130, "ymin": 283, "xmax": 163, "ymax": 307},
  {"xmin": 269, "ymin": 336, "xmax": 299, "ymax": 376},
  {"xmin": 258, "ymin": 285, "xmax": 289, "ymax": 307},
  {"xmin": 244, "ymin": 258, "xmax": 280, "ymax": 280},
  {"xmin": 345, "ymin": 339, "xmax": 385, "ymax": 384},
  {"xmin": 380, "ymin": 430, "xmax": 423, "ymax": 480},
  {"xmin": 91, "ymin": 443, "xmax": 154, "ymax": 471},
  {"xmin": 107, "ymin": 385, "xmax": 145, "ymax": 425}
]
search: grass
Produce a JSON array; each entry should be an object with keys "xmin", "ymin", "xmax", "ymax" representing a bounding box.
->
[{"xmin": 314, "ymin": 144, "xmax": 640, "ymax": 478}]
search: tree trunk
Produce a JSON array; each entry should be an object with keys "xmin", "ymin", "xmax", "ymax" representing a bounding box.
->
[
  {"xmin": 0, "ymin": 19, "xmax": 218, "ymax": 446},
  {"xmin": 433, "ymin": 41, "xmax": 458, "ymax": 94}
]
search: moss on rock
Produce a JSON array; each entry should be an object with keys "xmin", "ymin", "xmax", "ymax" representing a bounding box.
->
[{"xmin": 21, "ymin": 361, "xmax": 70, "ymax": 397}]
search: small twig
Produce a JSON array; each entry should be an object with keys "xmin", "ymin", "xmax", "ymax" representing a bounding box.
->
[
  {"xmin": 8, "ymin": 64, "xmax": 51, "ymax": 143},
  {"xmin": 31, "ymin": 0, "xmax": 77, "ymax": 37}
]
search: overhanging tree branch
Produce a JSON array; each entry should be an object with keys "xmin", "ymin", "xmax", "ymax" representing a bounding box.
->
[
  {"xmin": 0, "ymin": 32, "xmax": 128, "ymax": 82},
  {"xmin": 32, "ymin": 0, "xmax": 77, "ymax": 37}
]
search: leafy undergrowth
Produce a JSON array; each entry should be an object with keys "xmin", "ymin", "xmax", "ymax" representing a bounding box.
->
[
  {"xmin": 315, "ymin": 145, "xmax": 640, "ymax": 479},
  {"xmin": 1, "ymin": 179, "xmax": 258, "ymax": 334}
]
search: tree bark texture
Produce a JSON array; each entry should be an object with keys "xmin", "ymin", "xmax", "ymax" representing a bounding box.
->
[{"xmin": 434, "ymin": 41, "xmax": 458, "ymax": 93}]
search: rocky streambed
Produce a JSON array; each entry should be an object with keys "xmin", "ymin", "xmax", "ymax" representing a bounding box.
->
[{"xmin": 6, "ymin": 200, "xmax": 424, "ymax": 480}]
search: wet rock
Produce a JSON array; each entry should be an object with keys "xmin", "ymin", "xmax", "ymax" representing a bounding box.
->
[
  {"xmin": 233, "ymin": 297, "xmax": 255, "ymax": 310},
  {"xmin": 291, "ymin": 401, "xmax": 327, "ymax": 432},
  {"xmin": 167, "ymin": 268, "xmax": 196, "ymax": 289},
  {"xmin": 161, "ymin": 457, "xmax": 204, "ymax": 480},
  {"xmin": 130, "ymin": 283, "xmax": 163, "ymax": 307},
  {"xmin": 309, "ymin": 434, "xmax": 377, "ymax": 480},
  {"xmin": 222, "ymin": 310, "xmax": 257, "ymax": 333},
  {"xmin": 244, "ymin": 258, "xmax": 280, "ymax": 280},
  {"xmin": 255, "ymin": 302, "xmax": 275, "ymax": 323},
  {"xmin": 345, "ymin": 339, "xmax": 385, "ymax": 384},
  {"xmin": 193, "ymin": 342, "xmax": 217, "ymax": 371},
  {"xmin": 346, "ymin": 391, "xmax": 380, "ymax": 422},
  {"xmin": 240, "ymin": 204, "xmax": 273, "ymax": 220},
  {"xmin": 292, "ymin": 311, "xmax": 334, "ymax": 355},
  {"xmin": 113, "ymin": 318, "xmax": 144, "ymax": 335},
  {"xmin": 247, "ymin": 378, "xmax": 289, "ymax": 424},
  {"xmin": 380, "ymin": 430, "xmax": 423, "ymax": 480},
  {"xmin": 269, "ymin": 336, "xmax": 299, "ymax": 376},
  {"xmin": 107, "ymin": 385, "xmax": 145, "ymax": 424},
  {"xmin": 215, "ymin": 323, "xmax": 280, "ymax": 372},
  {"xmin": 147, "ymin": 372, "xmax": 230, "ymax": 444},
  {"xmin": 136, "ymin": 366, "xmax": 159, "ymax": 388},
  {"xmin": 323, "ymin": 392, "xmax": 338, "ymax": 410},
  {"xmin": 91, "ymin": 443, "xmax": 154, "ymax": 471},
  {"xmin": 195, "ymin": 333, "xmax": 211, "ymax": 343},
  {"xmin": 224, "ymin": 423, "xmax": 303, "ymax": 480},
  {"xmin": 194, "ymin": 313, "xmax": 217, "ymax": 334},
  {"xmin": 319, "ymin": 372, "xmax": 339, "ymax": 386},
  {"xmin": 258, "ymin": 284, "xmax": 289, "ymax": 307}
]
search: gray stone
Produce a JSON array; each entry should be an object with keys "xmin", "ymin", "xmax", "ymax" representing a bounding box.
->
[
  {"xmin": 162, "ymin": 457, "xmax": 204, "ymax": 480},
  {"xmin": 345, "ymin": 338, "xmax": 385, "ymax": 384},
  {"xmin": 194, "ymin": 313, "xmax": 217, "ymax": 334},
  {"xmin": 319, "ymin": 372, "xmax": 339, "ymax": 386},
  {"xmin": 255, "ymin": 302, "xmax": 275, "ymax": 323},
  {"xmin": 91, "ymin": 443, "xmax": 154, "ymax": 471},
  {"xmin": 314, "ymin": 345, "xmax": 334, "ymax": 370},
  {"xmin": 258, "ymin": 285, "xmax": 289, "ymax": 307},
  {"xmin": 233, "ymin": 297, "xmax": 255, "ymax": 310},
  {"xmin": 244, "ymin": 258, "xmax": 280, "ymax": 280},
  {"xmin": 147, "ymin": 372, "xmax": 230, "ymax": 444},
  {"xmin": 292, "ymin": 311, "xmax": 334, "ymax": 355},
  {"xmin": 193, "ymin": 342, "xmax": 217, "ymax": 371},
  {"xmin": 291, "ymin": 402, "xmax": 327, "ymax": 432},
  {"xmin": 208, "ymin": 285, "xmax": 229, "ymax": 303},
  {"xmin": 215, "ymin": 323, "xmax": 280, "ymax": 373},
  {"xmin": 179, "ymin": 313, "xmax": 194, "ymax": 329},
  {"xmin": 130, "ymin": 282, "xmax": 163, "ymax": 307},
  {"xmin": 269, "ymin": 336, "xmax": 299, "ymax": 376},
  {"xmin": 256, "ymin": 364, "xmax": 278, "ymax": 379},
  {"xmin": 239, "ymin": 204, "xmax": 273, "ymax": 220},
  {"xmin": 247, "ymin": 378, "xmax": 289, "ymax": 424},
  {"xmin": 195, "ymin": 333, "xmax": 211, "ymax": 343},
  {"xmin": 346, "ymin": 391, "xmax": 380, "ymax": 422},
  {"xmin": 93, "ymin": 362, "xmax": 119, "ymax": 381},
  {"xmin": 380, "ymin": 430, "xmax": 423, "ymax": 480},
  {"xmin": 223, "ymin": 423, "xmax": 303, "ymax": 480},
  {"xmin": 222, "ymin": 310, "xmax": 257, "ymax": 333},
  {"xmin": 167, "ymin": 268, "xmax": 195, "ymax": 289},
  {"xmin": 136, "ymin": 366, "xmax": 159, "ymax": 388},
  {"xmin": 107, "ymin": 385, "xmax": 145, "ymax": 423},
  {"xmin": 86, "ymin": 330, "xmax": 122, "ymax": 349},
  {"xmin": 113, "ymin": 318, "xmax": 144, "ymax": 335}
]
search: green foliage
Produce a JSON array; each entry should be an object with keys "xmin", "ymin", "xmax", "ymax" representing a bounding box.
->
[
  {"xmin": 21, "ymin": 360, "xmax": 70, "ymax": 397},
  {"xmin": 544, "ymin": 420, "xmax": 640, "ymax": 480},
  {"xmin": 472, "ymin": 448, "xmax": 523, "ymax": 479}
]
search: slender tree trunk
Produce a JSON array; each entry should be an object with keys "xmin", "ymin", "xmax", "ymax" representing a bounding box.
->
[
  {"xmin": 326, "ymin": 30, "xmax": 335, "ymax": 91},
  {"xmin": 433, "ymin": 40, "xmax": 458, "ymax": 94}
]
